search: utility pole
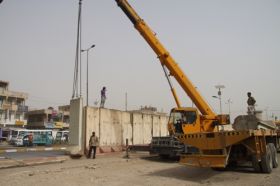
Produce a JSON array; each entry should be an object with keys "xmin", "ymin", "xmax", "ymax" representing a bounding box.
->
[
  {"xmin": 225, "ymin": 98, "xmax": 232, "ymax": 115},
  {"xmin": 265, "ymin": 107, "xmax": 269, "ymax": 120},
  {"xmin": 125, "ymin": 92, "xmax": 128, "ymax": 111},
  {"xmin": 225, "ymin": 98, "xmax": 232, "ymax": 123},
  {"xmin": 72, "ymin": 0, "xmax": 83, "ymax": 99},
  {"xmin": 215, "ymin": 85, "xmax": 225, "ymax": 114},
  {"xmin": 81, "ymin": 44, "xmax": 96, "ymax": 106}
]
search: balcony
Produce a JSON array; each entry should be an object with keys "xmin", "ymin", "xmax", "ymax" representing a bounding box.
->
[
  {"xmin": 0, "ymin": 103, "xmax": 18, "ymax": 111},
  {"xmin": 0, "ymin": 90, "xmax": 28, "ymax": 99}
]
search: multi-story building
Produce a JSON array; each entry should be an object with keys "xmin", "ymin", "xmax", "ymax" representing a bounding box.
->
[
  {"xmin": 130, "ymin": 106, "xmax": 167, "ymax": 116},
  {"xmin": 0, "ymin": 80, "xmax": 28, "ymax": 127},
  {"xmin": 26, "ymin": 106, "xmax": 69, "ymax": 129}
]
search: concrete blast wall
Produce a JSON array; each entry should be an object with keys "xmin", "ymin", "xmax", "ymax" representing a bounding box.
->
[
  {"xmin": 85, "ymin": 107, "xmax": 169, "ymax": 152},
  {"xmin": 69, "ymin": 98, "xmax": 84, "ymax": 155}
]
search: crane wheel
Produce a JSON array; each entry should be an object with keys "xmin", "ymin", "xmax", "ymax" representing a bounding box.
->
[
  {"xmin": 260, "ymin": 144, "xmax": 273, "ymax": 173},
  {"xmin": 268, "ymin": 143, "xmax": 278, "ymax": 168},
  {"xmin": 159, "ymin": 154, "xmax": 170, "ymax": 159},
  {"xmin": 252, "ymin": 155, "xmax": 261, "ymax": 173},
  {"xmin": 211, "ymin": 167, "xmax": 226, "ymax": 171}
]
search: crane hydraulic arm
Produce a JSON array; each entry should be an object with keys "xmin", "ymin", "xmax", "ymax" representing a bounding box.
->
[
  {"xmin": 115, "ymin": 0, "xmax": 229, "ymax": 133},
  {"xmin": 115, "ymin": 1, "xmax": 280, "ymax": 172},
  {"xmin": 116, "ymin": 0, "xmax": 214, "ymax": 117}
]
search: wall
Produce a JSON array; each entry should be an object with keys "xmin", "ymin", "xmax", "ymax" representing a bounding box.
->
[
  {"xmin": 85, "ymin": 107, "xmax": 169, "ymax": 153},
  {"xmin": 69, "ymin": 97, "xmax": 84, "ymax": 155}
]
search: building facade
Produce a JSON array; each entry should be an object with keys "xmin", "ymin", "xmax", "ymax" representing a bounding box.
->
[
  {"xmin": 26, "ymin": 106, "xmax": 69, "ymax": 129},
  {"xmin": 0, "ymin": 80, "xmax": 28, "ymax": 127}
]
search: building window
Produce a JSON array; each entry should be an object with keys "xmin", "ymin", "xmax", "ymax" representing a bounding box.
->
[
  {"xmin": 9, "ymin": 112, "xmax": 13, "ymax": 121},
  {"xmin": 15, "ymin": 113, "xmax": 21, "ymax": 120},
  {"xmin": 4, "ymin": 110, "xmax": 8, "ymax": 119}
]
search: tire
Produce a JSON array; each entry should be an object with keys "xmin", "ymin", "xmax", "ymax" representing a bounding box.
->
[
  {"xmin": 211, "ymin": 167, "xmax": 226, "ymax": 171},
  {"xmin": 252, "ymin": 155, "xmax": 261, "ymax": 172},
  {"xmin": 228, "ymin": 160, "xmax": 238, "ymax": 168},
  {"xmin": 159, "ymin": 154, "xmax": 170, "ymax": 159},
  {"xmin": 260, "ymin": 144, "xmax": 273, "ymax": 173},
  {"xmin": 268, "ymin": 143, "xmax": 278, "ymax": 168}
]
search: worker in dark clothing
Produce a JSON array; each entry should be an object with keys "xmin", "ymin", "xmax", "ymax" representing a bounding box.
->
[
  {"xmin": 247, "ymin": 92, "xmax": 256, "ymax": 115},
  {"xmin": 100, "ymin": 86, "xmax": 107, "ymax": 108},
  {"xmin": 28, "ymin": 134, "xmax": 33, "ymax": 146},
  {"xmin": 87, "ymin": 132, "xmax": 99, "ymax": 159}
]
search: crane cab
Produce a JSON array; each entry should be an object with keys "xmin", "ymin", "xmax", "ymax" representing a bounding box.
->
[
  {"xmin": 168, "ymin": 107, "xmax": 229, "ymax": 134},
  {"xmin": 168, "ymin": 107, "xmax": 201, "ymax": 135}
]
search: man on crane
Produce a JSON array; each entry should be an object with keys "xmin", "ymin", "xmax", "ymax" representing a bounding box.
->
[{"xmin": 247, "ymin": 92, "xmax": 256, "ymax": 115}]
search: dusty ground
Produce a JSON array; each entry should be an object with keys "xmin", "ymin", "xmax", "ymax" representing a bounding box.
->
[{"xmin": 0, "ymin": 152, "xmax": 279, "ymax": 186}]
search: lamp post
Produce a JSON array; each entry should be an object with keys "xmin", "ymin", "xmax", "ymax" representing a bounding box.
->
[
  {"xmin": 225, "ymin": 98, "xmax": 232, "ymax": 115},
  {"xmin": 225, "ymin": 98, "xmax": 232, "ymax": 123},
  {"xmin": 212, "ymin": 96, "xmax": 220, "ymax": 113},
  {"xmin": 81, "ymin": 44, "xmax": 95, "ymax": 106},
  {"xmin": 125, "ymin": 92, "xmax": 128, "ymax": 111},
  {"xmin": 212, "ymin": 84, "xmax": 225, "ymax": 114}
]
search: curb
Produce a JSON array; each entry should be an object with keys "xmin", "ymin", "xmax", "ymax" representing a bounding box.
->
[{"xmin": 0, "ymin": 146, "xmax": 68, "ymax": 154}]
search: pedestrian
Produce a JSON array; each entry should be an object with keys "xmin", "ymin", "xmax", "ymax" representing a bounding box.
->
[
  {"xmin": 247, "ymin": 92, "xmax": 256, "ymax": 115},
  {"xmin": 87, "ymin": 131, "xmax": 99, "ymax": 159},
  {"xmin": 64, "ymin": 133, "xmax": 69, "ymax": 144},
  {"xmin": 28, "ymin": 134, "xmax": 33, "ymax": 146},
  {"xmin": 100, "ymin": 86, "xmax": 107, "ymax": 108}
]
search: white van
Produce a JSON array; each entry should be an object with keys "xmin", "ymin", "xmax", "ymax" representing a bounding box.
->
[{"xmin": 55, "ymin": 130, "xmax": 69, "ymax": 144}]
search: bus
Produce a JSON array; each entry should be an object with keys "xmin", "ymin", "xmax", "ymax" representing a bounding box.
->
[
  {"xmin": 10, "ymin": 129, "xmax": 54, "ymax": 146},
  {"xmin": 9, "ymin": 128, "xmax": 30, "ymax": 145},
  {"xmin": 21, "ymin": 130, "xmax": 53, "ymax": 147}
]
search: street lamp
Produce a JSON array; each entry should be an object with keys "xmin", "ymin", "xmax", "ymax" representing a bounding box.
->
[
  {"xmin": 81, "ymin": 44, "xmax": 95, "ymax": 106},
  {"xmin": 212, "ymin": 96, "xmax": 220, "ymax": 113},
  {"xmin": 225, "ymin": 98, "xmax": 232, "ymax": 115},
  {"xmin": 213, "ymin": 84, "xmax": 225, "ymax": 114}
]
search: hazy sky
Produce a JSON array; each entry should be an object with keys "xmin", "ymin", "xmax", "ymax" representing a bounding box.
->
[{"xmin": 0, "ymin": 0, "xmax": 279, "ymax": 120}]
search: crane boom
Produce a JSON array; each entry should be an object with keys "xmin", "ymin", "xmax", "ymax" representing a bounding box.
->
[
  {"xmin": 116, "ymin": 0, "xmax": 215, "ymax": 118},
  {"xmin": 115, "ymin": 1, "xmax": 279, "ymax": 172}
]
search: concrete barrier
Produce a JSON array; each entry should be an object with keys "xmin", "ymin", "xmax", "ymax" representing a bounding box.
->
[{"xmin": 84, "ymin": 107, "xmax": 169, "ymax": 153}]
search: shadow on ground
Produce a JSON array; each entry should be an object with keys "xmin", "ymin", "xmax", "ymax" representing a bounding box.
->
[
  {"xmin": 146, "ymin": 165, "xmax": 217, "ymax": 183},
  {"xmin": 140, "ymin": 155, "xmax": 179, "ymax": 164},
  {"xmin": 141, "ymin": 156, "xmax": 262, "ymax": 184}
]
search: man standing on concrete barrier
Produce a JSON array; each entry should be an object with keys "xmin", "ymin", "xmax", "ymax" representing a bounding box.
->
[
  {"xmin": 88, "ymin": 132, "xmax": 99, "ymax": 159},
  {"xmin": 100, "ymin": 86, "xmax": 107, "ymax": 108},
  {"xmin": 247, "ymin": 92, "xmax": 256, "ymax": 115}
]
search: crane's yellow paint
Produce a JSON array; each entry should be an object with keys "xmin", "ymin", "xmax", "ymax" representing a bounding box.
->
[{"xmin": 116, "ymin": 0, "xmax": 229, "ymax": 134}]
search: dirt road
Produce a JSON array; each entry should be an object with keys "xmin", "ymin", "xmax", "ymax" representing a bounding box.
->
[{"xmin": 0, "ymin": 152, "xmax": 279, "ymax": 186}]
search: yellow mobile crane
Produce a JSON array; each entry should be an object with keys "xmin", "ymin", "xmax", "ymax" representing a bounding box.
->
[{"xmin": 115, "ymin": 0, "xmax": 279, "ymax": 173}]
